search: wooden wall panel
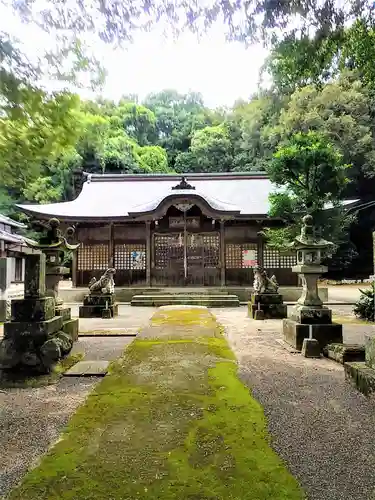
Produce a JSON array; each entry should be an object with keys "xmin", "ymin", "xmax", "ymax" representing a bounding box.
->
[
  {"xmin": 77, "ymin": 224, "xmax": 110, "ymax": 242},
  {"xmin": 114, "ymin": 224, "xmax": 146, "ymax": 241}
]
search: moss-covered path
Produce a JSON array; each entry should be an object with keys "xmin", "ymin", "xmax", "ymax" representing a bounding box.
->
[{"xmin": 7, "ymin": 306, "xmax": 304, "ymax": 500}]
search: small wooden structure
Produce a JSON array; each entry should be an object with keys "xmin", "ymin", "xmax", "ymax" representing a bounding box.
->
[{"xmin": 18, "ymin": 172, "xmax": 299, "ymax": 287}]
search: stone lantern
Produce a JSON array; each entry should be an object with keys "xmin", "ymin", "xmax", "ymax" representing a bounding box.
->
[
  {"xmin": 27, "ymin": 218, "xmax": 79, "ymax": 309},
  {"xmin": 283, "ymin": 215, "xmax": 343, "ymax": 352}
]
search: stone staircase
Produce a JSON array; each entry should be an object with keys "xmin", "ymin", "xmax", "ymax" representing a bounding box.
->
[{"xmin": 131, "ymin": 291, "xmax": 240, "ymax": 307}]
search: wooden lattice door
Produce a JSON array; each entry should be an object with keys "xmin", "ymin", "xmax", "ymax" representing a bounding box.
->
[
  {"xmin": 153, "ymin": 232, "xmax": 220, "ymax": 286},
  {"xmin": 153, "ymin": 233, "xmax": 184, "ymax": 285}
]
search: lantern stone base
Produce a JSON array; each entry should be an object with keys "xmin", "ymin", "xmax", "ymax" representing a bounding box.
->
[
  {"xmin": 289, "ymin": 305, "xmax": 332, "ymax": 324},
  {"xmin": 249, "ymin": 293, "xmax": 287, "ymax": 319},
  {"xmin": 283, "ymin": 319, "xmax": 343, "ymax": 351}
]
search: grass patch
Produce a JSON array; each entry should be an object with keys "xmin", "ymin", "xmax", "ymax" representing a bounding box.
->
[
  {"xmin": 0, "ymin": 353, "xmax": 84, "ymax": 389},
  {"xmin": 7, "ymin": 308, "xmax": 304, "ymax": 500}
]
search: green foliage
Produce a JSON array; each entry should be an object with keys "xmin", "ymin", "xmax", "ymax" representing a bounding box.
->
[
  {"xmin": 353, "ymin": 283, "xmax": 375, "ymax": 322},
  {"xmin": 136, "ymin": 145, "xmax": 170, "ymax": 173},
  {"xmin": 264, "ymin": 131, "xmax": 352, "ymax": 251},
  {"xmin": 177, "ymin": 124, "xmax": 233, "ymax": 173}
]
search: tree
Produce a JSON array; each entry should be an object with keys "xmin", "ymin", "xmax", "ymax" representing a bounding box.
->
[
  {"xmin": 0, "ymin": 91, "xmax": 82, "ymax": 198},
  {"xmin": 176, "ymin": 125, "xmax": 233, "ymax": 173},
  {"xmin": 228, "ymin": 91, "xmax": 285, "ymax": 171},
  {"xmin": 262, "ymin": 17, "xmax": 375, "ymax": 94},
  {"xmin": 143, "ymin": 90, "xmax": 217, "ymax": 169},
  {"xmin": 264, "ymin": 72, "xmax": 375, "ymax": 199},
  {"xmin": 8, "ymin": 0, "xmax": 369, "ymax": 46},
  {"xmin": 114, "ymin": 103, "xmax": 156, "ymax": 146},
  {"xmin": 136, "ymin": 145, "xmax": 170, "ymax": 173},
  {"xmin": 264, "ymin": 131, "xmax": 353, "ymax": 254}
]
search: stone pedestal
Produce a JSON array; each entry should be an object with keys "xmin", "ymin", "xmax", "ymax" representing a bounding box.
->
[
  {"xmin": 283, "ymin": 265, "xmax": 343, "ymax": 351},
  {"xmin": 0, "ymin": 255, "xmax": 77, "ymax": 374},
  {"xmin": 249, "ymin": 293, "xmax": 287, "ymax": 319},
  {"xmin": 283, "ymin": 319, "xmax": 343, "ymax": 351},
  {"xmin": 79, "ymin": 293, "xmax": 118, "ymax": 318}
]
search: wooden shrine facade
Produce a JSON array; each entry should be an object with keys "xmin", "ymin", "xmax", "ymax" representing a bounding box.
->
[
  {"xmin": 17, "ymin": 172, "xmax": 299, "ymax": 287},
  {"xmin": 73, "ymin": 205, "xmax": 297, "ymax": 287}
]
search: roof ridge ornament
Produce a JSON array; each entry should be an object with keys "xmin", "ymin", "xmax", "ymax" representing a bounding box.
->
[{"xmin": 172, "ymin": 176, "xmax": 195, "ymax": 190}]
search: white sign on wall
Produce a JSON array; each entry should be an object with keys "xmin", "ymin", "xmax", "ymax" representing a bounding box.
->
[{"xmin": 242, "ymin": 249, "xmax": 257, "ymax": 268}]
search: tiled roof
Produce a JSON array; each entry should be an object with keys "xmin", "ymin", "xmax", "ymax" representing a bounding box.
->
[
  {"xmin": 0, "ymin": 213, "xmax": 26, "ymax": 228},
  {"xmin": 17, "ymin": 172, "xmax": 360, "ymax": 221},
  {"xmin": 17, "ymin": 172, "xmax": 275, "ymax": 219}
]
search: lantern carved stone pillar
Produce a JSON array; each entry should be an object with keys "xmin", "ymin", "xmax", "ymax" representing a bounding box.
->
[{"xmin": 283, "ymin": 215, "xmax": 343, "ymax": 351}]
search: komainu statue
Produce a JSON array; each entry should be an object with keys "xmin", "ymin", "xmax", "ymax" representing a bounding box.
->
[
  {"xmin": 253, "ymin": 266, "xmax": 279, "ymax": 294},
  {"xmin": 88, "ymin": 268, "xmax": 116, "ymax": 294}
]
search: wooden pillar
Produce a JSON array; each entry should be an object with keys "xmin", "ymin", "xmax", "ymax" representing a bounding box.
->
[
  {"xmin": 220, "ymin": 220, "xmax": 225, "ymax": 286},
  {"xmin": 72, "ymin": 251, "xmax": 78, "ymax": 287},
  {"xmin": 257, "ymin": 229, "xmax": 264, "ymax": 268},
  {"xmin": 109, "ymin": 223, "xmax": 114, "ymax": 267},
  {"xmin": 146, "ymin": 221, "xmax": 151, "ymax": 286}
]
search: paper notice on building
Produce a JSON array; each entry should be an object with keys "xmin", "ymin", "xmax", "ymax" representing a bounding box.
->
[{"xmin": 242, "ymin": 249, "xmax": 257, "ymax": 268}]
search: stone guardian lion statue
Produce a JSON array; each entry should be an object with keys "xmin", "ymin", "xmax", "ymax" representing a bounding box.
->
[
  {"xmin": 253, "ymin": 266, "xmax": 279, "ymax": 294},
  {"xmin": 88, "ymin": 268, "xmax": 116, "ymax": 294}
]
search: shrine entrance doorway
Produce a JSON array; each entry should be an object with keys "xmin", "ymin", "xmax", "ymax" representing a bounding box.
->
[{"xmin": 152, "ymin": 232, "xmax": 220, "ymax": 286}]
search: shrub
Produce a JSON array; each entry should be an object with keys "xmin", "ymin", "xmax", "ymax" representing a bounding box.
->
[{"xmin": 353, "ymin": 282, "xmax": 375, "ymax": 322}]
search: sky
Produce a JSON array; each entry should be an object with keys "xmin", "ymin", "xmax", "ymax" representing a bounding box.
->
[{"xmin": 1, "ymin": 4, "xmax": 269, "ymax": 108}]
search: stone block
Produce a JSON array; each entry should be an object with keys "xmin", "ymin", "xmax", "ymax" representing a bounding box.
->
[
  {"xmin": 11, "ymin": 297, "xmax": 55, "ymax": 322},
  {"xmin": 254, "ymin": 309, "xmax": 265, "ymax": 320},
  {"xmin": 283, "ymin": 319, "xmax": 343, "ymax": 351},
  {"xmin": 83, "ymin": 294, "xmax": 115, "ymax": 306},
  {"xmin": 3, "ymin": 316, "xmax": 63, "ymax": 345},
  {"xmin": 323, "ymin": 343, "xmax": 366, "ymax": 364},
  {"xmin": 79, "ymin": 303, "xmax": 118, "ymax": 318},
  {"xmin": 365, "ymin": 335, "xmax": 375, "ymax": 369},
  {"xmin": 55, "ymin": 306, "xmax": 71, "ymax": 322},
  {"xmin": 64, "ymin": 360, "xmax": 109, "ymax": 377},
  {"xmin": 250, "ymin": 302, "xmax": 287, "ymax": 319},
  {"xmin": 344, "ymin": 361, "xmax": 375, "ymax": 398},
  {"xmin": 62, "ymin": 318, "xmax": 79, "ymax": 342},
  {"xmin": 301, "ymin": 338, "xmax": 321, "ymax": 358},
  {"xmin": 251, "ymin": 293, "xmax": 284, "ymax": 305},
  {"xmin": 102, "ymin": 308, "xmax": 112, "ymax": 319},
  {"xmin": 24, "ymin": 254, "xmax": 46, "ymax": 298},
  {"xmin": 289, "ymin": 305, "xmax": 332, "ymax": 324}
]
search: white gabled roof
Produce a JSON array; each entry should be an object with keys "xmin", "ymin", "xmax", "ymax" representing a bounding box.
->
[
  {"xmin": 17, "ymin": 172, "xmax": 361, "ymax": 221},
  {"xmin": 18, "ymin": 173, "xmax": 274, "ymax": 220}
]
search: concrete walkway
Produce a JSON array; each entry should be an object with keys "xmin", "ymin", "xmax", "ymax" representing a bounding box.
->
[
  {"xmin": 327, "ymin": 285, "xmax": 370, "ymax": 304},
  {"xmin": 214, "ymin": 308, "xmax": 375, "ymax": 500}
]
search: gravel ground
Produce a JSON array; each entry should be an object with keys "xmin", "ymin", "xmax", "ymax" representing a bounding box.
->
[
  {"xmin": 214, "ymin": 308, "xmax": 375, "ymax": 500},
  {"xmin": 0, "ymin": 307, "xmax": 154, "ymax": 499},
  {"xmin": 0, "ymin": 377, "xmax": 98, "ymax": 498}
]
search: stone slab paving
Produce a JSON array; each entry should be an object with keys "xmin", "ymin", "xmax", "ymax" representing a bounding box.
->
[
  {"xmin": 64, "ymin": 360, "xmax": 109, "ymax": 376},
  {"xmin": 213, "ymin": 307, "xmax": 375, "ymax": 500},
  {"xmin": 0, "ymin": 306, "xmax": 154, "ymax": 499}
]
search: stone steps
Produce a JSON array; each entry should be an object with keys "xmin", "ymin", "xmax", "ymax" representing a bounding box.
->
[{"xmin": 131, "ymin": 294, "xmax": 240, "ymax": 307}]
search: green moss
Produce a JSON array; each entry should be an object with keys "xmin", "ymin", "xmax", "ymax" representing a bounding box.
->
[
  {"xmin": 7, "ymin": 308, "xmax": 304, "ymax": 500},
  {"xmin": 0, "ymin": 353, "xmax": 84, "ymax": 388}
]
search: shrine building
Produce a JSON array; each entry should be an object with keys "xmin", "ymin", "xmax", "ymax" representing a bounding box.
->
[{"xmin": 18, "ymin": 172, "xmax": 300, "ymax": 288}]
